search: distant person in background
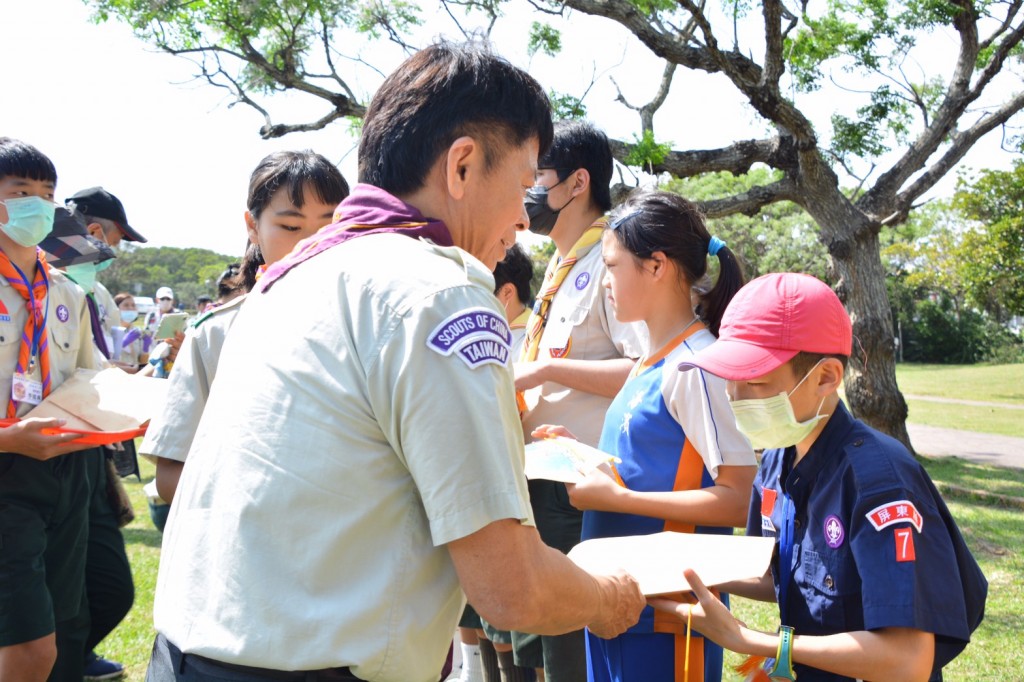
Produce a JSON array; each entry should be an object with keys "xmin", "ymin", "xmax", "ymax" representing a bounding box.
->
[
  {"xmin": 145, "ymin": 286, "xmax": 178, "ymax": 334},
  {"xmin": 214, "ymin": 263, "xmax": 244, "ymax": 305},
  {"xmin": 195, "ymin": 296, "xmax": 213, "ymax": 315},
  {"xmin": 114, "ymin": 293, "xmax": 146, "ymax": 371},
  {"xmin": 493, "ymin": 243, "xmax": 534, "ymax": 359}
]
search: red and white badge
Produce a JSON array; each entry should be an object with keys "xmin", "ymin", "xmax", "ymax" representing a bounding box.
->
[
  {"xmin": 894, "ymin": 527, "xmax": 916, "ymax": 562},
  {"xmin": 761, "ymin": 487, "xmax": 778, "ymax": 532},
  {"xmin": 865, "ymin": 500, "xmax": 923, "ymax": 532}
]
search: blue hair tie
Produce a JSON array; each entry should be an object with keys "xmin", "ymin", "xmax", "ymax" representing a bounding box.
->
[{"xmin": 707, "ymin": 236, "xmax": 726, "ymax": 257}]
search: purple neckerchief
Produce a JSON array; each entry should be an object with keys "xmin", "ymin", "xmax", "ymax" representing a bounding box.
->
[
  {"xmin": 256, "ymin": 184, "xmax": 454, "ymax": 294},
  {"xmin": 84, "ymin": 293, "xmax": 111, "ymax": 359}
]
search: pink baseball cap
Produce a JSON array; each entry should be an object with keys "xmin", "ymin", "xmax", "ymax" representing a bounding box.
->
[{"xmin": 679, "ymin": 273, "xmax": 852, "ymax": 380}]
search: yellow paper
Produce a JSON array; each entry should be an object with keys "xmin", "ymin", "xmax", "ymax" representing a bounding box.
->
[
  {"xmin": 523, "ymin": 437, "xmax": 620, "ymax": 483},
  {"xmin": 568, "ymin": 531, "xmax": 775, "ymax": 596}
]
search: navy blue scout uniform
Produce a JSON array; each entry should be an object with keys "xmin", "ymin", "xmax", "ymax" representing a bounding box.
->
[{"xmin": 749, "ymin": 401, "xmax": 987, "ymax": 682}]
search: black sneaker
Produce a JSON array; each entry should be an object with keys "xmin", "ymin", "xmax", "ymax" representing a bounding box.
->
[{"xmin": 84, "ymin": 651, "xmax": 124, "ymax": 681}]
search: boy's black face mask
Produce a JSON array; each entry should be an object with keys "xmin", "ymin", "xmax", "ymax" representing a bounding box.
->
[{"xmin": 524, "ymin": 179, "xmax": 575, "ymax": 236}]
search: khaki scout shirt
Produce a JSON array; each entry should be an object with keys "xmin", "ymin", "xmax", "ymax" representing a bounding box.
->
[{"xmin": 0, "ymin": 266, "xmax": 98, "ymax": 417}]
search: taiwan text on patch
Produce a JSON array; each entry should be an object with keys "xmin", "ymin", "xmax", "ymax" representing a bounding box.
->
[{"xmin": 427, "ymin": 307, "xmax": 512, "ymax": 354}]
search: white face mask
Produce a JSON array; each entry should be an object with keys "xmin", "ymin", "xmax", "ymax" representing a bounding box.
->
[{"xmin": 729, "ymin": 361, "xmax": 829, "ymax": 450}]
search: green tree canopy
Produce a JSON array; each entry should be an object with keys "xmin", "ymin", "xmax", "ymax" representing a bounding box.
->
[{"xmin": 101, "ymin": 244, "xmax": 239, "ymax": 310}]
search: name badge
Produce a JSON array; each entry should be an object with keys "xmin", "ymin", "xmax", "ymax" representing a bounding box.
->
[{"xmin": 12, "ymin": 372, "xmax": 43, "ymax": 405}]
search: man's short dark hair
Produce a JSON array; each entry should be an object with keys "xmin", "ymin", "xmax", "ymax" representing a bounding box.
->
[
  {"xmin": 493, "ymin": 243, "xmax": 534, "ymax": 306},
  {"xmin": 358, "ymin": 41, "xmax": 553, "ymax": 196},
  {"xmin": 539, "ymin": 121, "xmax": 613, "ymax": 212},
  {"xmin": 0, "ymin": 137, "xmax": 57, "ymax": 184}
]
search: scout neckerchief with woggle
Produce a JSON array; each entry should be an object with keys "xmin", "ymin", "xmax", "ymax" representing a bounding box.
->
[
  {"xmin": 519, "ymin": 219, "xmax": 606, "ymax": 363},
  {"xmin": 257, "ymin": 184, "xmax": 454, "ymax": 294},
  {"xmin": 0, "ymin": 249, "xmax": 53, "ymax": 417}
]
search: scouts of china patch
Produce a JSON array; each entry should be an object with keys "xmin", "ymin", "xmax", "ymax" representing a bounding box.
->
[
  {"xmin": 760, "ymin": 486, "xmax": 777, "ymax": 532},
  {"xmin": 427, "ymin": 307, "xmax": 512, "ymax": 370},
  {"xmin": 865, "ymin": 500, "xmax": 923, "ymax": 532}
]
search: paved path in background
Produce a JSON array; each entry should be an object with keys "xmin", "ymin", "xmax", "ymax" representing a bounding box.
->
[
  {"xmin": 904, "ymin": 394, "xmax": 1024, "ymax": 410},
  {"xmin": 908, "ymin": 423, "xmax": 1024, "ymax": 469}
]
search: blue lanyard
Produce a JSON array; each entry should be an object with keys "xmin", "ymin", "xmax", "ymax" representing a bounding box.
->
[
  {"xmin": 10, "ymin": 257, "xmax": 49, "ymax": 371},
  {"xmin": 778, "ymin": 488, "xmax": 795, "ymax": 625}
]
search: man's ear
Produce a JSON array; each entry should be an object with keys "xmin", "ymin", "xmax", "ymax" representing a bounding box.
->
[
  {"xmin": 86, "ymin": 222, "xmax": 105, "ymax": 240},
  {"xmin": 570, "ymin": 168, "xmax": 591, "ymax": 198},
  {"xmin": 445, "ymin": 136, "xmax": 479, "ymax": 201},
  {"xmin": 815, "ymin": 358, "xmax": 845, "ymax": 396},
  {"xmin": 496, "ymin": 282, "xmax": 516, "ymax": 309}
]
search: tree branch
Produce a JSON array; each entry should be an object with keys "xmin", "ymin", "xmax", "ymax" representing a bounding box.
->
[
  {"xmin": 563, "ymin": 0, "xmax": 817, "ymax": 144},
  {"xmin": 892, "ymin": 90, "xmax": 1024, "ymax": 210},
  {"xmin": 697, "ymin": 179, "xmax": 800, "ymax": 218},
  {"xmin": 609, "ymin": 134, "xmax": 798, "ymax": 178}
]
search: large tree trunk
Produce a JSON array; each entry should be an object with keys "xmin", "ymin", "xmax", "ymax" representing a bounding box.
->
[{"xmin": 798, "ymin": 163, "xmax": 914, "ymax": 452}]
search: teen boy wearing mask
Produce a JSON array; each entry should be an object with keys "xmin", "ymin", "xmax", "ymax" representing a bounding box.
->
[
  {"xmin": 0, "ymin": 137, "xmax": 101, "ymax": 682},
  {"xmin": 654, "ymin": 272, "xmax": 987, "ymax": 682}
]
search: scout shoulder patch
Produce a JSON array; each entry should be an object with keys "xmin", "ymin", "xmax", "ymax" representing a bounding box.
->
[
  {"xmin": 865, "ymin": 499, "xmax": 923, "ymax": 533},
  {"xmin": 427, "ymin": 307, "xmax": 512, "ymax": 369}
]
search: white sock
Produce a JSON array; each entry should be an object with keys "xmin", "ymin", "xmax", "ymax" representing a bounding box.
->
[{"xmin": 458, "ymin": 642, "xmax": 483, "ymax": 682}]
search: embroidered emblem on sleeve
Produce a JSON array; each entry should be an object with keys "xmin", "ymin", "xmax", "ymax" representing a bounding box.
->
[
  {"xmin": 894, "ymin": 527, "xmax": 916, "ymax": 561},
  {"xmin": 824, "ymin": 514, "xmax": 845, "ymax": 548},
  {"xmin": 427, "ymin": 307, "xmax": 512, "ymax": 369},
  {"xmin": 761, "ymin": 487, "xmax": 778, "ymax": 532},
  {"xmin": 865, "ymin": 500, "xmax": 923, "ymax": 532}
]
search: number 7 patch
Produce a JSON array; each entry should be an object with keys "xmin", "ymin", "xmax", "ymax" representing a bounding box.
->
[{"xmin": 895, "ymin": 527, "xmax": 916, "ymax": 562}]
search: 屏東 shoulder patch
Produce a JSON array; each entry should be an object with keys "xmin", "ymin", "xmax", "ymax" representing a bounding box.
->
[
  {"xmin": 865, "ymin": 500, "xmax": 923, "ymax": 533},
  {"xmin": 427, "ymin": 307, "xmax": 512, "ymax": 369}
]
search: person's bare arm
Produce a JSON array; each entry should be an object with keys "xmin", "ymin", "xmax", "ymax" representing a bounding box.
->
[
  {"xmin": 650, "ymin": 568, "xmax": 934, "ymax": 681},
  {"xmin": 155, "ymin": 457, "xmax": 185, "ymax": 503},
  {"xmin": 514, "ymin": 357, "xmax": 634, "ymax": 398},
  {"xmin": 447, "ymin": 518, "xmax": 645, "ymax": 638},
  {"xmin": 567, "ymin": 464, "xmax": 756, "ymax": 528}
]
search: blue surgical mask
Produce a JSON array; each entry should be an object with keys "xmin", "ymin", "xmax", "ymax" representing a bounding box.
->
[
  {"xmin": 65, "ymin": 262, "xmax": 98, "ymax": 293},
  {"xmin": 120, "ymin": 309, "xmax": 139, "ymax": 324},
  {"xmin": 96, "ymin": 258, "xmax": 113, "ymax": 272},
  {"xmin": 0, "ymin": 196, "xmax": 56, "ymax": 247}
]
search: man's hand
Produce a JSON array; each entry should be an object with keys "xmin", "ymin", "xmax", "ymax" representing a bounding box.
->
[
  {"xmin": 588, "ymin": 569, "xmax": 646, "ymax": 639},
  {"xmin": 0, "ymin": 418, "xmax": 93, "ymax": 460}
]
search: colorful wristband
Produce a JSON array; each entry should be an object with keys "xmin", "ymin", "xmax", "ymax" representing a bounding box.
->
[{"xmin": 767, "ymin": 625, "xmax": 796, "ymax": 681}]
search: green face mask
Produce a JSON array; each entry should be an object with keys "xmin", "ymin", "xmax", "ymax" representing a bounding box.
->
[
  {"xmin": 729, "ymin": 361, "xmax": 829, "ymax": 450},
  {"xmin": 65, "ymin": 262, "xmax": 98, "ymax": 293}
]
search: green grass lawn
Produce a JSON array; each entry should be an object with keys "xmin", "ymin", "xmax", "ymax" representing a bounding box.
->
[
  {"xmin": 894, "ymin": 363, "xmax": 1024, "ymax": 437},
  {"xmin": 103, "ymin": 456, "xmax": 1023, "ymax": 681},
  {"xmin": 895, "ymin": 363, "xmax": 1024, "ymax": 405}
]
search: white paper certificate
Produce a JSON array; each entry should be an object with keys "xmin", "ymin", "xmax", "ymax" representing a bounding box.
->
[{"xmin": 568, "ymin": 531, "xmax": 775, "ymax": 596}]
